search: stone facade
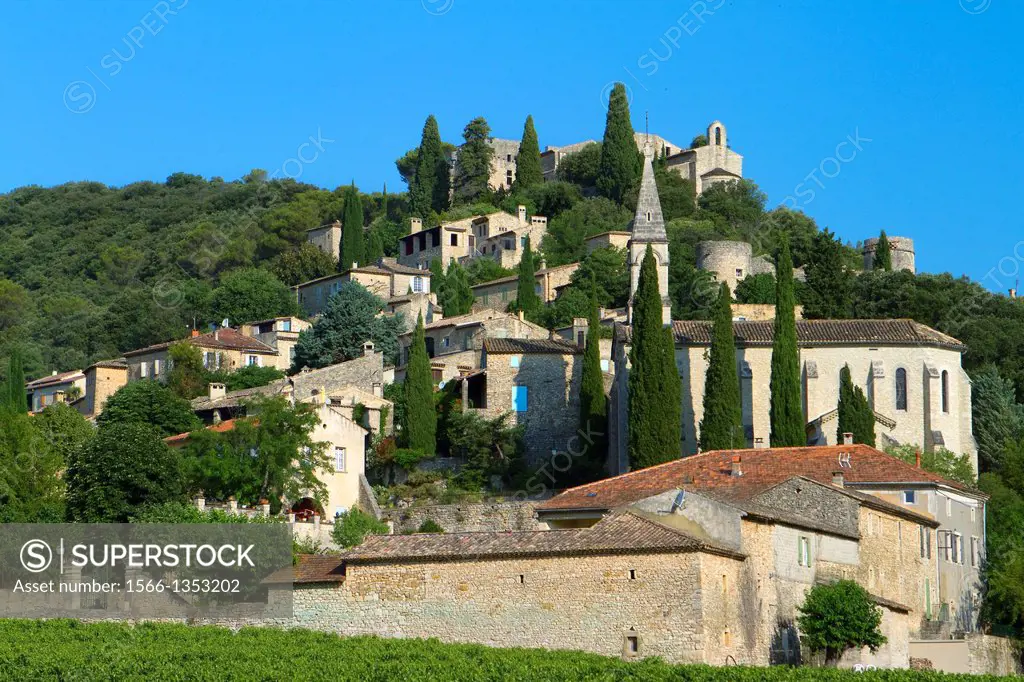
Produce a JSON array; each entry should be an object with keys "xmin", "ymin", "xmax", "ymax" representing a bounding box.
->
[
  {"xmin": 471, "ymin": 262, "xmax": 578, "ymax": 307},
  {"xmin": 388, "ymin": 501, "xmax": 542, "ymax": 534},
  {"xmin": 451, "ymin": 137, "xmax": 520, "ymax": 192},
  {"xmin": 864, "ymin": 236, "xmax": 916, "ymax": 273},
  {"xmin": 585, "ymin": 231, "xmax": 631, "ymax": 254},
  {"xmin": 664, "ymin": 121, "xmax": 743, "ymax": 195},
  {"xmin": 398, "ymin": 208, "xmax": 547, "ymax": 271},
  {"xmin": 76, "ymin": 361, "xmax": 128, "ymax": 419},
  {"xmin": 295, "ymin": 262, "xmax": 432, "ymax": 319},
  {"xmin": 238, "ymin": 317, "xmax": 311, "ymax": 370},
  {"xmin": 124, "ymin": 328, "xmax": 278, "ymax": 382},
  {"xmin": 695, "ymin": 240, "xmax": 775, "ymax": 294},
  {"xmin": 306, "ymin": 220, "xmax": 342, "ymax": 260}
]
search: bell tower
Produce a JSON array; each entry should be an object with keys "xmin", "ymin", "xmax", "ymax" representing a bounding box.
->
[{"xmin": 627, "ymin": 145, "xmax": 671, "ymax": 325}]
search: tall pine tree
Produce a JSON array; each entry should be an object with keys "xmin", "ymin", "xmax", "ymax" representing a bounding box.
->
[
  {"xmin": 381, "ymin": 183, "xmax": 389, "ymax": 221},
  {"xmin": 442, "ymin": 261, "xmax": 475, "ymax": 316},
  {"xmin": 409, "ymin": 115, "xmax": 449, "ymax": 217},
  {"xmin": 769, "ymin": 238, "xmax": 805, "ymax": 447},
  {"xmin": 453, "ymin": 117, "xmax": 494, "ymax": 204},
  {"xmin": 596, "ymin": 83, "xmax": 642, "ymax": 204},
  {"xmin": 404, "ymin": 313, "xmax": 436, "ymax": 454},
  {"xmin": 628, "ymin": 246, "xmax": 681, "ymax": 469},
  {"xmin": 803, "ymin": 228, "xmax": 853, "ymax": 319},
  {"xmin": 514, "ymin": 115, "xmax": 542, "ymax": 191},
  {"xmin": 574, "ymin": 297, "xmax": 608, "ymax": 483},
  {"xmin": 364, "ymin": 224, "xmax": 384, "ymax": 266},
  {"xmin": 339, "ymin": 184, "xmax": 364, "ymax": 269},
  {"xmin": 874, "ymin": 230, "xmax": 893, "ymax": 271},
  {"xmin": 837, "ymin": 364, "xmax": 876, "ymax": 447},
  {"xmin": 3, "ymin": 351, "xmax": 26, "ymax": 412},
  {"xmin": 699, "ymin": 283, "xmax": 745, "ymax": 451},
  {"xmin": 514, "ymin": 237, "xmax": 541, "ymax": 316}
]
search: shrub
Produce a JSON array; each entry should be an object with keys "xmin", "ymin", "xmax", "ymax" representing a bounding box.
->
[
  {"xmin": 797, "ymin": 580, "xmax": 886, "ymax": 667},
  {"xmin": 417, "ymin": 519, "xmax": 443, "ymax": 533},
  {"xmin": 331, "ymin": 508, "xmax": 389, "ymax": 548}
]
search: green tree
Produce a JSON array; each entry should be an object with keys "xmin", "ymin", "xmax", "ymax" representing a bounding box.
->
[
  {"xmin": 699, "ymin": 283, "xmax": 745, "ymax": 450},
  {"xmin": 690, "ymin": 134, "xmax": 708, "ymax": 148},
  {"xmin": 167, "ymin": 342, "xmax": 207, "ymax": 399},
  {"xmin": 803, "ymin": 228, "xmax": 853, "ymax": 319},
  {"xmin": 596, "ymin": 83, "xmax": 642, "ymax": 203},
  {"xmin": 734, "ymin": 273, "xmax": 776, "ymax": 304},
  {"xmin": 2, "ymin": 351, "xmax": 26, "ymax": 412},
  {"xmin": 271, "ymin": 242, "xmax": 337, "ymax": 286},
  {"xmin": 464, "ymin": 258, "xmax": 515, "ymax": 286},
  {"xmin": 556, "ymin": 142, "xmax": 602, "ymax": 190},
  {"xmin": 628, "ymin": 246, "xmax": 681, "ymax": 469},
  {"xmin": 409, "ymin": 115, "xmax": 450, "ymax": 217},
  {"xmin": 653, "ymin": 165, "xmax": 696, "ymax": 221},
  {"xmin": 837, "ymin": 364, "xmax": 876, "ymax": 447},
  {"xmin": 97, "ymin": 380, "xmax": 201, "ymax": 437},
  {"xmin": 514, "ymin": 237, "xmax": 541, "ymax": 317},
  {"xmin": 513, "ymin": 115, "xmax": 542, "ymax": 191},
  {"xmin": 292, "ymin": 282, "xmax": 403, "ymax": 369},
  {"xmin": 453, "ymin": 117, "xmax": 494, "ymax": 205},
  {"xmin": 210, "ymin": 268, "xmax": 298, "ymax": 326},
  {"xmin": 440, "ymin": 261, "xmax": 474, "ymax": 317},
  {"xmin": 332, "ymin": 507, "xmax": 389, "ymax": 548},
  {"xmin": 574, "ymin": 298, "xmax": 607, "ymax": 484},
  {"xmin": 0, "ymin": 403, "xmax": 70, "ymax": 522},
  {"xmin": 874, "ymin": 230, "xmax": 893, "ymax": 271},
  {"xmin": 417, "ymin": 518, "xmax": 444, "ymax": 533},
  {"xmin": 540, "ymin": 197, "xmax": 631, "ymax": 266},
  {"xmin": 769, "ymin": 238, "xmax": 804, "ymax": 447},
  {"xmin": 364, "ymin": 222, "xmax": 385, "ymax": 265},
  {"xmin": 65, "ymin": 422, "xmax": 184, "ymax": 522},
  {"xmin": 207, "ymin": 364, "xmax": 285, "ymax": 392},
  {"xmin": 971, "ymin": 365, "xmax": 1024, "ymax": 470},
  {"xmin": 404, "ymin": 313, "xmax": 436, "ymax": 454},
  {"xmin": 886, "ymin": 444, "xmax": 976, "ymax": 487},
  {"xmin": 797, "ymin": 580, "xmax": 886, "ymax": 667},
  {"xmin": 339, "ymin": 185, "xmax": 365, "ymax": 269}
]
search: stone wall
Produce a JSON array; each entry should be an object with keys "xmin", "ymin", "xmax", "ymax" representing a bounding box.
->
[
  {"xmin": 909, "ymin": 635, "xmax": 1021, "ymax": 675},
  {"xmin": 290, "ymin": 352, "xmax": 385, "ymax": 401},
  {"xmin": 863, "ymin": 236, "xmax": 916, "ymax": 273},
  {"xmin": 387, "ymin": 501, "xmax": 541, "ymax": 534}
]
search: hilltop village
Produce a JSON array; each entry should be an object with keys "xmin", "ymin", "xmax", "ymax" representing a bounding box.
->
[{"xmin": 1, "ymin": 86, "xmax": 1021, "ymax": 674}]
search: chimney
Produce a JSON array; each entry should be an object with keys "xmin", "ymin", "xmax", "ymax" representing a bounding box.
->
[
  {"xmin": 832, "ymin": 471, "xmax": 845, "ymax": 487},
  {"xmin": 842, "ymin": 432, "xmax": 853, "ymax": 445},
  {"xmin": 915, "ymin": 449, "xmax": 922, "ymax": 468},
  {"xmin": 191, "ymin": 328, "xmax": 200, "ymax": 338},
  {"xmin": 214, "ymin": 329, "xmax": 220, "ymax": 342},
  {"xmin": 517, "ymin": 205, "xmax": 527, "ymax": 223},
  {"xmin": 259, "ymin": 498, "xmax": 270, "ymax": 515},
  {"xmin": 730, "ymin": 456, "xmax": 742, "ymax": 477},
  {"xmin": 51, "ymin": 370, "xmax": 58, "ymax": 377},
  {"xmin": 753, "ymin": 438, "xmax": 766, "ymax": 449},
  {"xmin": 538, "ymin": 258, "xmax": 547, "ymax": 271},
  {"xmin": 572, "ymin": 317, "xmax": 588, "ymax": 347},
  {"xmin": 228, "ymin": 496, "xmax": 237, "ymax": 512},
  {"xmin": 332, "ymin": 219, "xmax": 341, "ymax": 229},
  {"xmin": 363, "ymin": 341, "xmax": 375, "ymax": 356},
  {"xmin": 194, "ymin": 491, "xmax": 205, "ymax": 511},
  {"xmin": 208, "ymin": 383, "xmax": 226, "ymax": 400},
  {"xmin": 410, "ymin": 217, "xmax": 423, "ymax": 234}
]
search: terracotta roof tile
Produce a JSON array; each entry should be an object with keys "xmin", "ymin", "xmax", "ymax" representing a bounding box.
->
[
  {"xmin": 539, "ymin": 445, "xmax": 982, "ymax": 513},
  {"xmin": 340, "ymin": 511, "xmax": 742, "ymax": 564},
  {"xmin": 264, "ymin": 554, "xmax": 345, "ymax": 584},
  {"xmin": 25, "ymin": 370, "xmax": 84, "ymax": 389},
  {"xmin": 164, "ymin": 419, "xmax": 245, "ymax": 447},
  {"xmin": 483, "ymin": 338, "xmax": 582, "ymax": 355},
  {"xmin": 124, "ymin": 328, "xmax": 276, "ymax": 356}
]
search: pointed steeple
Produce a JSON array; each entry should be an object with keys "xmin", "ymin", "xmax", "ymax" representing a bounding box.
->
[{"xmin": 629, "ymin": 145, "xmax": 667, "ymax": 242}]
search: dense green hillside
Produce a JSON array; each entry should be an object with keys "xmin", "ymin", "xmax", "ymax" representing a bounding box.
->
[{"xmin": 0, "ymin": 620, "xmax": 1011, "ymax": 681}]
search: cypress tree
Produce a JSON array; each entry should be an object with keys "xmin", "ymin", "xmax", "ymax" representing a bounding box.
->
[
  {"xmin": 364, "ymin": 224, "xmax": 384, "ymax": 266},
  {"xmin": 514, "ymin": 237, "xmax": 541, "ymax": 316},
  {"xmin": 699, "ymin": 283, "xmax": 745, "ymax": 451},
  {"xmin": 837, "ymin": 365, "xmax": 876, "ymax": 447},
  {"xmin": 404, "ymin": 313, "xmax": 436, "ymax": 454},
  {"xmin": 381, "ymin": 183, "xmax": 389, "ymax": 221},
  {"xmin": 453, "ymin": 117, "xmax": 494, "ymax": 204},
  {"xmin": 575, "ymin": 297, "xmax": 608, "ymax": 482},
  {"xmin": 803, "ymin": 228, "xmax": 853, "ymax": 319},
  {"xmin": 514, "ymin": 115, "xmax": 543, "ymax": 191},
  {"xmin": 596, "ymin": 83, "xmax": 642, "ymax": 204},
  {"xmin": 339, "ymin": 184, "xmax": 364, "ymax": 269},
  {"xmin": 769, "ymin": 238, "xmax": 805, "ymax": 447},
  {"xmin": 410, "ymin": 115, "xmax": 447, "ymax": 218},
  {"xmin": 443, "ymin": 261, "xmax": 475, "ymax": 316},
  {"xmin": 628, "ymin": 246, "xmax": 681, "ymax": 469},
  {"xmin": 874, "ymin": 230, "xmax": 893, "ymax": 271},
  {"xmin": 3, "ymin": 351, "xmax": 26, "ymax": 412}
]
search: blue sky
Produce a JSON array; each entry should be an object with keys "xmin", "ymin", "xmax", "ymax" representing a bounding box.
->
[{"xmin": 1, "ymin": 0, "xmax": 1020, "ymax": 290}]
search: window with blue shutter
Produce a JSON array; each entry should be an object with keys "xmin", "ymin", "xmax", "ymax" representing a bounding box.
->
[{"xmin": 512, "ymin": 386, "xmax": 528, "ymax": 412}]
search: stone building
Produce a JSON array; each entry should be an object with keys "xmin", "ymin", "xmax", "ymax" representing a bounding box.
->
[
  {"xmin": 662, "ymin": 121, "xmax": 743, "ymax": 195},
  {"xmin": 627, "ymin": 144, "xmax": 671, "ymax": 325},
  {"xmin": 540, "ymin": 133, "xmax": 684, "ymax": 183},
  {"xmin": 585, "ymin": 231, "xmax": 631, "ymax": 254},
  {"xmin": 305, "ymin": 220, "xmax": 342, "ymax": 261},
  {"xmin": 75, "ymin": 360, "xmax": 128, "ymax": 419},
  {"xmin": 397, "ymin": 208, "xmax": 547, "ymax": 271},
  {"xmin": 238, "ymin": 317, "xmax": 312, "ymax": 370},
  {"xmin": 25, "ymin": 370, "xmax": 86, "ymax": 412},
  {"xmin": 695, "ymin": 240, "xmax": 777, "ymax": 294},
  {"xmin": 450, "ymin": 137, "xmax": 521, "ymax": 192},
  {"xmin": 863, "ymin": 236, "xmax": 916, "ymax": 273},
  {"xmin": 123, "ymin": 327, "xmax": 281, "ymax": 381},
  {"xmin": 470, "ymin": 262, "xmax": 578, "ymax": 308},
  {"xmin": 295, "ymin": 259, "xmax": 433, "ymax": 319}
]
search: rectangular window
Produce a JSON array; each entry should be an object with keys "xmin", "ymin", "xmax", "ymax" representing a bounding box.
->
[
  {"xmin": 413, "ymin": 276, "xmax": 423, "ymax": 293},
  {"xmin": 971, "ymin": 536, "xmax": 979, "ymax": 567},
  {"xmin": 282, "ymin": 319, "xmax": 292, "ymax": 332},
  {"xmin": 520, "ymin": 236, "xmax": 527, "ymax": 249},
  {"xmin": 442, "ymin": 337, "xmax": 450, "ymax": 349},
  {"xmin": 903, "ymin": 490, "xmax": 916, "ymax": 504},
  {"xmin": 334, "ymin": 447, "xmax": 346, "ymax": 472},
  {"xmin": 939, "ymin": 530, "xmax": 951, "ymax": 562},
  {"xmin": 204, "ymin": 352, "xmax": 217, "ymax": 369},
  {"xmin": 247, "ymin": 355, "xmax": 260, "ymax": 366},
  {"xmin": 956, "ymin": 533, "xmax": 964, "ymax": 564},
  {"xmin": 601, "ymin": 359, "xmax": 610, "ymax": 372},
  {"xmin": 510, "ymin": 355, "xmax": 521, "ymax": 368},
  {"xmin": 512, "ymin": 385, "xmax": 528, "ymax": 412},
  {"xmin": 735, "ymin": 268, "xmax": 743, "ymax": 279},
  {"xmin": 139, "ymin": 361, "xmax": 149, "ymax": 378},
  {"xmin": 153, "ymin": 359, "xmax": 161, "ymax": 375},
  {"xmin": 798, "ymin": 536, "xmax": 811, "ymax": 567},
  {"xmin": 625, "ymin": 635, "xmax": 638, "ymax": 655},
  {"xmin": 925, "ymin": 578, "xmax": 932, "ymax": 619}
]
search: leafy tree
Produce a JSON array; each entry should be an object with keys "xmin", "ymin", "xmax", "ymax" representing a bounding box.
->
[
  {"xmin": 735, "ymin": 273, "xmax": 776, "ymax": 304},
  {"xmin": 332, "ymin": 507, "xmax": 389, "ymax": 547},
  {"xmin": 34, "ymin": 402, "xmax": 94, "ymax": 464},
  {"xmin": 409, "ymin": 115, "xmax": 450, "ymax": 217},
  {"xmin": 653, "ymin": 165, "xmax": 696, "ymax": 221},
  {"xmin": 513, "ymin": 115, "xmax": 543, "ymax": 191},
  {"xmin": 699, "ymin": 283, "xmax": 745, "ymax": 450},
  {"xmin": 339, "ymin": 185, "xmax": 365, "ymax": 269},
  {"xmin": 65, "ymin": 422, "xmax": 184, "ymax": 522},
  {"xmin": 167, "ymin": 342, "xmax": 207, "ymax": 399},
  {"xmin": 540, "ymin": 197, "xmax": 631, "ymax": 266},
  {"xmin": 2, "ymin": 350, "xmax": 26, "ymax": 411},
  {"xmin": 797, "ymin": 580, "xmax": 886, "ymax": 667},
  {"xmin": 464, "ymin": 257, "xmax": 516, "ymax": 286},
  {"xmin": 0, "ymin": 279, "xmax": 29, "ymax": 334},
  {"xmin": 97, "ymin": 380, "xmax": 201, "ymax": 437},
  {"xmin": 886, "ymin": 444, "xmax": 976, "ymax": 487},
  {"xmin": 628, "ymin": 246, "xmax": 681, "ymax": 469},
  {"xmin": 573, "ymin": 298, "xmax": 607, "ymax": 484},
  {"xmin": 874, "ymin": 230, "xmax": 893, "ymax": 271},
  {"xmin": 690, "ymin": 134, "xmax": 708, "ymax": 148},
  {"xmin": 364, "ymin": 222, "xmax": 385, "ymax": 265},
  {"xmin": 453, "ymin": 117, "xmax": 494, "ymax": 205},
  {"xmin": 207, "ymin": 364, "xmax": 285, "ymax": 392},
  {"xmin": 514, "ymin": 237, "xmax": 541, "ymax": 317},
  {"xmin": 596, "ymin": 83, "xmax": 642, "ymax": 203},
  {"xmin": 571, "ymin": 247, "xmax": 629, "ymax": 311},
  {"xmin": 697, "ymin": 179, "xmax": 766, "ymax": 238},
  {"xmin": 0, "ymin": 402, "xmax": 70, "ymax": 522},
  {"xmin": 404, "ymin": 313, "xmax": 436, "ymax": 454},
  {"xmin": 271, "ymin": 242, "xmax": 337, "ymax": 286},
  {"xmin": 971, "ymin": 365, "xmax": 1024, "ymax": 471},
  {"xmin": 210, "ymin": 268, "xmax": 298, "ymax": 326},
  {"xmin": 292, "ymin": 282, "xmax": 403, "ymax": 369},
  {"xmin": 181, "ymin": 396, "xmax": 330, "ymax": 513},
  {"xmin": 448, "ymin": 411, "xmax": 523, "ymax": 490},
  {"xmin": 502, "ymin": 181, "xmax": 580, "ymax": 222},
  {"xmin": 803, "ymin": 228, "xmax": 853, "ymax": 319},
  {"xmin": 769, "ymin": 238, "xmax": 804, "ymax": 447},
  {"xmin": 837, "ymin": 365, "xmax": 876, "ymax": 447},
  {"xmin": 439, "ymin": 261, "xmax": 474, "ymax": 317},
  {"xmin": 556, "ymin": 142, "xmax": 602, "ymax": 189}
]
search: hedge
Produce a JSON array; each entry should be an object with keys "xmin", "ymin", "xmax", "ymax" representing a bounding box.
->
[{"xmin": 0, "ymin": 620, "xmax": 1011, "ymax": 681}]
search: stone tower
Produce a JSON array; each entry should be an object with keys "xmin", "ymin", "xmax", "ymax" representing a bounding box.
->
[
  {"xmin": 628, "ymin": 145, "xmax": 671, "ymax": 325},
  {"xmin": 863, "ymin": 236, "xmax": 916, "ymax": 273}
]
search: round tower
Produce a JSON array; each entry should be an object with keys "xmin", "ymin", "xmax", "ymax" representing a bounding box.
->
[
  {"xmin": 696, "ymin": 240, "xmax": 753, "ymax": 294},
  {"xmin": 863, "ymin": 236, "xmax": 915, "ymax": 273}
]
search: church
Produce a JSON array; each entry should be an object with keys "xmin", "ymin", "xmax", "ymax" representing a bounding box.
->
[{"xmin": 607, "ymin": 146, "xmax": 978, "ymax": 475}]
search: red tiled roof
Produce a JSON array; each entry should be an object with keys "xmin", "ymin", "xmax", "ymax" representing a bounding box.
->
[
  {"xmin": 483, "ymin": 338, "xmax": 582, "ymax": 355},
  {"xmin": 25, "ymin": 370, "xmax": 84, "ymax": 390},
  {"xmin": 124, "ymin": 328, "xmax": 276, "ymax": 356},
  {"xmin": 341, "ymin": 511, "xmax": 743, "ymax": 564},
  {"xmin": 164, "ymin": 419, "xmax": 243, "ymax": 447},
  {"xmin": 264, "ymin": 554, "xmax": 345, "ymax": 584},
  {"xmin": 616, "ymin": 319, "xmax": 965, "ymax": 351},
  {"xmin": 539, "ymin": 445, "xmax": 982, "ymax": 512}
]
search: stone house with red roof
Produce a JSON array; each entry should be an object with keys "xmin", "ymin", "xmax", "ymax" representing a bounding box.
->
[{"xmin": 122, "ymin": 326, "xmax": 284, "ymax": 382}]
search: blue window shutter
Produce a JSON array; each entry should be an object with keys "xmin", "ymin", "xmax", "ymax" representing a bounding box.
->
[{"xmin": 513, "ymin": 386, "xmax": 528, "ymax": 412}]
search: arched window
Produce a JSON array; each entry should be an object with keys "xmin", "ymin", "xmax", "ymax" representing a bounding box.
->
[
  {"xmin": 714, "ymin": 127, "xmax": 722, "ymax": 145},
  {"xmin": 941, "ymin": 370, "xmax": 949, "ymax": 413},
  {"xmin": 895, "ymin": 368, "xmax": 907, "ymax": 411}
]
